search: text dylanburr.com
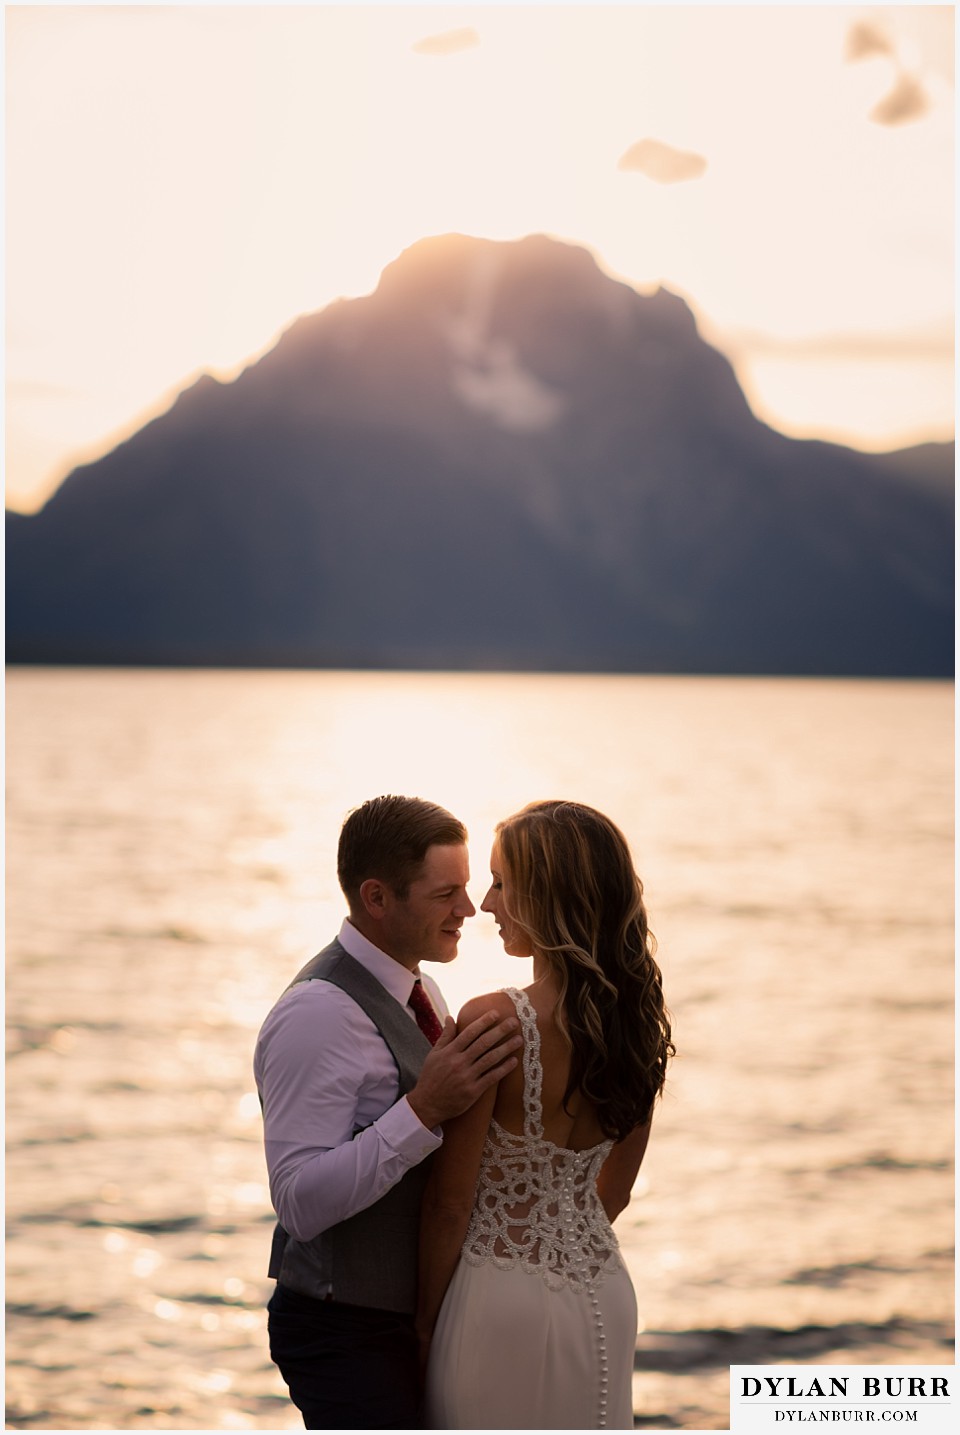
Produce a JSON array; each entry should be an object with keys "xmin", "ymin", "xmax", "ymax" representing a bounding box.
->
[{"xmin": 730, "ymin": 1367, "xmax": 954, "ymax": 1434}]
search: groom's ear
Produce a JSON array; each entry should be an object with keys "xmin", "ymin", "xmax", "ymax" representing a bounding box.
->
[{"xmin": 358, "ymin": 877, "xmax": 390, "ymax": 920}]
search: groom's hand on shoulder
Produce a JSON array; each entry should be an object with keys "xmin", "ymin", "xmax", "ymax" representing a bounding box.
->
[{"xmin": 407, "ymin": 1001, "xmax": 521, "ymax": 1131}]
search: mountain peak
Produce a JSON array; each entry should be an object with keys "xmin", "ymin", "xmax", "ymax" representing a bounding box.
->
[
  {"xmin": 5, "ymin": 232, "xmax": 952, "ymax": 677},
  {"xmin": 371, "ymin": 232, "xmax": 613, "ymax": 319}
]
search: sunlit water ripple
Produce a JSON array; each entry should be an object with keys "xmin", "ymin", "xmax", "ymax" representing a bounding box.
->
[{"xmin": 5, "ymin": 669, "xmax": 954, "ymax": 1429}]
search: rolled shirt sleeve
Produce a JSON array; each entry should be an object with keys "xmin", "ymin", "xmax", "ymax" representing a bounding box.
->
[{"xmin": 255, "ymin": 977, "xmax": 442, "ymax": 1242}]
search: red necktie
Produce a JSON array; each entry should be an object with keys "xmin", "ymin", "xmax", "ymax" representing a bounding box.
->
[{"xmin": 410, "ymin": 979, "xmax": 443, "ymax": 1045}]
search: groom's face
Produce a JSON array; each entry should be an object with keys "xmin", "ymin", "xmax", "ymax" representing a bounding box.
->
[{"xmin": 381, "ymin": 841, "xmax": 476, "ymax": 969}]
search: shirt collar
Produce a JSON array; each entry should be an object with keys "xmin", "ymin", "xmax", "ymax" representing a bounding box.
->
[{"xmin": 338, "ymin": 917, "xmax": 419, "ymax": 1006}]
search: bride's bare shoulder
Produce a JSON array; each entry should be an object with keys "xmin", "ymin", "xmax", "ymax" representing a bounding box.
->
[{"xmin": 456, "ymin": 989, "xmax": 517, "ymax": 1030}]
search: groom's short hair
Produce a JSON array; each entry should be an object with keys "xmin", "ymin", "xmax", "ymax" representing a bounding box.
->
[{"xmin": 338, "ymin": 795, "xmax": 467, "ymax": 906}]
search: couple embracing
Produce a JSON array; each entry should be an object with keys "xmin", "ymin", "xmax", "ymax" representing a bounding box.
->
[{"xmin": 254, "ymin": 795, "xmax": 674, "ymax": 1430}]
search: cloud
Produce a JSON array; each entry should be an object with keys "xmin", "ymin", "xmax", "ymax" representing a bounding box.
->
[
  {"xmin": 412, "ymin": 28, "xmax": 480, "ymax": 58},
  {"xmin": 844, "ymin": 20, "xmax": 893, "ymax": 63},
  {"xmin": 845, "ymin": 15, "xmax": 941, "ymax": 125},
  {"xmin": 617, "ymin": 138, "xmax": 707, "ymax": 185},
  {"xmin": 729, "ymin": 326, "xmax": 954, "ymax": 363},
  {"xmin": 869, "ymin": 72, "xmax": 931, "ymax": 126},
  {"xmin": 8, "ymin": 377, "xmax": 86, "ymax": 400}
]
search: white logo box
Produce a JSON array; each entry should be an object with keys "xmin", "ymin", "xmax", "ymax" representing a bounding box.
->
[{"xmin": 730, "ymin": 1366, "xmax": 954, "ymax": 1435}]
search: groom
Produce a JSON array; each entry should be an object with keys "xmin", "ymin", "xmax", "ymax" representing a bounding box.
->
[{"xmin": 255, "ymin": 795, "xmax": 521, "ymax": 1429}]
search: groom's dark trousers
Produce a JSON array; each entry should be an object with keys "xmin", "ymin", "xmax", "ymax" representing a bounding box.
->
[{"xmin": 267, "ymin": 1284, "xmax": 420, "ymax": 1430}]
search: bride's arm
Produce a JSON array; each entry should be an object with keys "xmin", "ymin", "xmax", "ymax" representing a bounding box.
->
[
  {"xmin": 415, "ymin": 997, "xmax": 504, "ymax": 1356},
  {"xmin": 596, "ymin": 1120, "xmax": 652, "ymax": 1222}
]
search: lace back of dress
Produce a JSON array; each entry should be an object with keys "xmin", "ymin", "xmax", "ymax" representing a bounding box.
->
[
  {"xmin": 515, "ymin": 987, "xmax": 544, "ymax": 1142},
  {"xmin": 461, "ymin": 987, "xmax": 621, "ymax": 1296}
]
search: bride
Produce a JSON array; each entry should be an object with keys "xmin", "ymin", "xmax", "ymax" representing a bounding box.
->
[{"xmin": 416, "ymin": 800, "xmax": 674, "ymax": 1429}]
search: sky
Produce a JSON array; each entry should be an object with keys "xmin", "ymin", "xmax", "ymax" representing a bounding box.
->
[{"xmin": 4, "ymin": 2, "xmax": 955, "ymax": 514}]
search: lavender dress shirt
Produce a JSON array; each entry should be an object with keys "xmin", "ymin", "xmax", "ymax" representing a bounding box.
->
[{"xmin": 254, "ymin": 919, "xmax": 447, "ymax": 1264}]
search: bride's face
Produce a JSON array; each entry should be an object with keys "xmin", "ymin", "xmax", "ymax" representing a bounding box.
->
[{"xmin": 480, "ymin": 841, "xmax": 534, "ymax": 958}]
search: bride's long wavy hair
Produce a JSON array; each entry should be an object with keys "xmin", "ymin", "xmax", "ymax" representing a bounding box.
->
[{"xmin": 495, "ymin": 800, "xmax": 674, "ymax": 1142}]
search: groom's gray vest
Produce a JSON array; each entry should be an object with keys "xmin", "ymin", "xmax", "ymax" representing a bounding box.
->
[{"xmin": 266, "ymin": 939, "xmax": 435, "ymax": 1314}]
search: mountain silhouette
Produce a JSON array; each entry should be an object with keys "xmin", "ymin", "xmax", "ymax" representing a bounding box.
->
[{"xmin": 5, "ymin": 233, "xmax": 954, "ymax": 675}]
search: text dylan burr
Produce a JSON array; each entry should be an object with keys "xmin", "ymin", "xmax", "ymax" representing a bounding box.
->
[{"xmin": 741, "ymin": 1379, "xmax": 950, "ymax": 1400}]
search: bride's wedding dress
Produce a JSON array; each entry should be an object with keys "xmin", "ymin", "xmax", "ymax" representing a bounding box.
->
[{"xmin": 425, "ymin": 988, "xmax": 637, "ymax": 1429}]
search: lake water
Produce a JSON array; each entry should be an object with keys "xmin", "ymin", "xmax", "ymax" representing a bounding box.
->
[{"xmin": 4, "ymin": 668, "xmax": 954, "ymax": 1430}]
